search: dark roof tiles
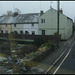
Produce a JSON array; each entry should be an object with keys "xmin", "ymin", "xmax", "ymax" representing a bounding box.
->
[{"xmin": 0, "ymin": 13, "xmax": 40, "ymax": 24}]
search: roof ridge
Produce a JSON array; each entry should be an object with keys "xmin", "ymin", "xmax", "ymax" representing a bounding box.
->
[{"xmin": 19, "ymin": 13, "xmax": 40, "ymax": 15}]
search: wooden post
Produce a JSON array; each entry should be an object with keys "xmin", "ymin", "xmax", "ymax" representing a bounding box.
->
[{"xmin": 57, "ymin": 0, "xmax": 60, "ymax": 47}]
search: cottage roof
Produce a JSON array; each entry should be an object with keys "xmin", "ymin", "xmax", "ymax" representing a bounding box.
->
[
  {"xmin": 0, "ymin": 13, "xmax": 40, "ymax": 24},
  {"xmin": 0, "ymin": 15, "xmax": 13, "ymax": 24},
  {"xmin": 12, "ymin": 13, "xmax": 40, "ymax": 24}
]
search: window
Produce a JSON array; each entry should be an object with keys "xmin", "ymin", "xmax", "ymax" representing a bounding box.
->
[
  {"xmin": 41, "ymin": 19, "xmax": 45, "ymax": 23},
  {"xmin": 32, "ymin": 23, "xmax": 34, "ymax": 27},
  {"xmin": 6, "ymin": 24, "xmax": 7, "ymax": 26},
  {"xmin": 32, "ymin": 31, "xmax": 35, "ymax": 35},
  {"xmin": 14, "ymin": 24, "xmax": 16, "ymax": 27},
  {"xmin": 5, "ymin": 31, "xmax": 8, "ymax": 34},
  {"xmin": 20, "ymin": 31, "xmax": 23, "ymax": 34},
  {"xmin": 1, "ymin": 30, "xmax": 3, "ymax": 33},
  {"xmin": 41, "ymin": 19, "xmax": 43, "ymax": 23},
  {"xmin": 25, "ymin": 31, "xmax": 29, "ymax": 35},
  {"xmin": 44, "ymin": 19, "xmax": 45, "ymax": 23},
  {"xmin": 14, "ymin": 31, "xmax": 17, "ymax": 34}
]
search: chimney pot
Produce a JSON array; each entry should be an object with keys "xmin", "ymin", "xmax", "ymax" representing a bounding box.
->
[
  {"xmin": 40, "ymin": 10, "xmax": 44, "ymax": 16},
  {"xmin": 13, "ymin": 12, "xmax": 18, "ymax": 17},
  {"xmin": 59, "ymin": 9, "xmax": 63, "ymax": 14}
]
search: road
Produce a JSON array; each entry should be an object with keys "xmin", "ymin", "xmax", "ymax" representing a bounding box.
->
[
  {"xmin": 25, "ymin": 34, "xmax": 75, "ymax": 74},
  {"xmin": 55, "ymin": 40, "xmax": 75, "ymax": 74}
]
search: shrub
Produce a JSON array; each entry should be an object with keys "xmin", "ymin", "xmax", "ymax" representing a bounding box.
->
[
  {"xmin": 13, "ymin": 64, "xmax": 20, "ymax": 74},
  {"xmin": 34, "ymin": 36, "xmax": 46, "ymax": 47},
  {"xmin": 17, "ymin": 45, "xmax": 38, "ymax": 58}
]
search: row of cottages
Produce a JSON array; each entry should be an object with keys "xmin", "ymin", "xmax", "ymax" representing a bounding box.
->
[
  {"xmin": 39, "ymin": 8, "xmax": 73, "ymax": 40},
  {"xmin": 0, "ymin": 8, "xmax": 73, "ymax": 40},
  {"xmin": 0, "ymin": 12, "xmax": 40, "ymax": 35}
]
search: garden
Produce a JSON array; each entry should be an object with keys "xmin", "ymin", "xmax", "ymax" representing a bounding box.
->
[{"xmin": 0, "ymin": 35, "xmax": 57, "ymax": 74}]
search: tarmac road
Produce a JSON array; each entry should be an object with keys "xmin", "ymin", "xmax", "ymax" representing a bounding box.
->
[{"xmin": 56, "ymin": 40, "xmax": 75, "ymax": 74}]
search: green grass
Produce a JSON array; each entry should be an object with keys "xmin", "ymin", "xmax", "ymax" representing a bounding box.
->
[
  {"xmin": 0, "ymin": 37, "xmax": 34, "ymax": 42},
  {"xmin": 40, "ymin": 43, "xmax": 52, "ymax": 48},
  {"xmin": 17, "ymin": 44, "xmax": 26, "ymax": 46}
]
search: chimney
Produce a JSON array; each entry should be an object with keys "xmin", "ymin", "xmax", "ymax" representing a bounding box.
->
[
  {"xmin": 59, "ymin": 9, "xmax": 63, "ymax": 14},
  {"xmin": 40, "ymin": 10, "xmax": 44, "ymax": 16},
  {"xmin": 13, "ymin": 12, "xmax": 18, "ymax": 17}
]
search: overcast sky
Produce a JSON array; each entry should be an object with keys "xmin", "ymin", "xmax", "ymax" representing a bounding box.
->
[{"xmin": 0, "ymin": 1, "xmax": 75, "ymax": 22}]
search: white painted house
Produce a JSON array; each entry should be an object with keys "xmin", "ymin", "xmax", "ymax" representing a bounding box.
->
[
  {"xmin": 39, "ymin": 8, "xmax": 73, "ymax": 40},
  {"xmin": 11, "ymin": 13, "xmax": 40, "ymax": 35},
  {"xmin": 0, "ymin": 13, "xmax": 40, "ymax": 35},
  {"xmin": 0, "ymin": 15, "xmax": 13, "ymax": 34}
]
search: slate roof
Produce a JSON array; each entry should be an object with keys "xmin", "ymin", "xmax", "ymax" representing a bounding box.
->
[
  {"xmin": 0, "ymin": 13, "xmax": 40, "ymax": 24},
  {"xmin": 12, "ymin": 13, "xmax": 40, "ymax": 24},
  {"xmin": 0, "ymin": 15, "xmax": 13, "ymax": 24}
]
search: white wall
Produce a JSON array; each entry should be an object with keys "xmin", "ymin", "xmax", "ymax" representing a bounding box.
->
[
  {"xmin": 0, "ymin": 24, "xmax": 12, "ymax": 33},
  {"xmin": 12, "ymin": 23, "xmax": 39, "ymax": 35},
  {"xmin": 12, "ymin": 24, "xmax": 24, "ymax": 34},
  {"xmin": 39, "ymin": 8, "xmax": 73, "ymax": 40},
  {"xmin": 24, "ymin": 24, "xmax": 38, "ymax": 35},
  {"xmin": 66, "ymin": 18, "xmax": 72, "ymax": 39}
]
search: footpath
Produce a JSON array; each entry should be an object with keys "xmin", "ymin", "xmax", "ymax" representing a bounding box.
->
[{"xmin": 25, "ymin": 34, "xmax": 75, "ymax": 74}]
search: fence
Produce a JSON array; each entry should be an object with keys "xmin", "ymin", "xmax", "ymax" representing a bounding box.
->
[{"xmin": 0, "ymin": 33, "xmax": 61, "ymax": 43}]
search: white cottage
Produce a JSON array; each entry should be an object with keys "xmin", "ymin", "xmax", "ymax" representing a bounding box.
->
[
  {"xmin": 11, "ymin": 13, "xmax": 40, "ymax": 35},
  {"xmin": 0, "ymin": 15, "xmax": 13, "ymax": 34},
  {"xmin": 39, "ymin": 8, "xmax": 73, "ymax": 40},
  {"xmin": 0, "ymin": 13, "xmax": 40, "ymax": 35}
]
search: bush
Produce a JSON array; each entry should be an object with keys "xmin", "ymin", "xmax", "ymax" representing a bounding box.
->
[
  {"xmin": 17, "ymin": 45, "xmax": 38, "ymax": 58},
  {"xmin": 34, "ymin": 36, "xmax": 46, "ymax": 47},
  {"xmin": 40, "ymin": 43, "xmax": 51, "ymax": 48}
]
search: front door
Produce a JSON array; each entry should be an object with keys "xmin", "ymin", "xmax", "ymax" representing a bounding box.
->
[{"xmin": 42, "ymin": 30, "xmax": 45, "ymax": 35}]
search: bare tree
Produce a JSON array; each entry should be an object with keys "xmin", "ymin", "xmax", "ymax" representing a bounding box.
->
[
  {"xmin": 6, "ymin": 10, "xmax": 13, "ymax": 16},
  {"xmin": 14, "ymin": 8, "xmax": 21, "ymax": 14}
]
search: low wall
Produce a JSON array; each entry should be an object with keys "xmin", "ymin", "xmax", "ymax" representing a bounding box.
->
[
  {"xmin": 24, "ymin": 46, "xmax": 55, "ymax": 67},
  {"xmin": 31, "ymin": 47, "xmax": 54, "ymax": 62},
  {"xmin": 0, "ymin": 33, "xmax": 61, "ymax": 43}
]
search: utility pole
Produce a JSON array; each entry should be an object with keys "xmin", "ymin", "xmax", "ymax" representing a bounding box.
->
[{"xmin": 57, "ymin": 0, "xmax": 60, "ymax": 47}]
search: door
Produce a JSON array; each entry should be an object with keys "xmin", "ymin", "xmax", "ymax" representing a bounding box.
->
[{"xmin": 42, "ymin": 30, "xmax": 45, "ymax": 35}]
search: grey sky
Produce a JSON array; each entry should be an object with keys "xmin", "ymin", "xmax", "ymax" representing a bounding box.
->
[{"xmin": 0, "ymin": 1, "xmax": 75, "ymax": 22}]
